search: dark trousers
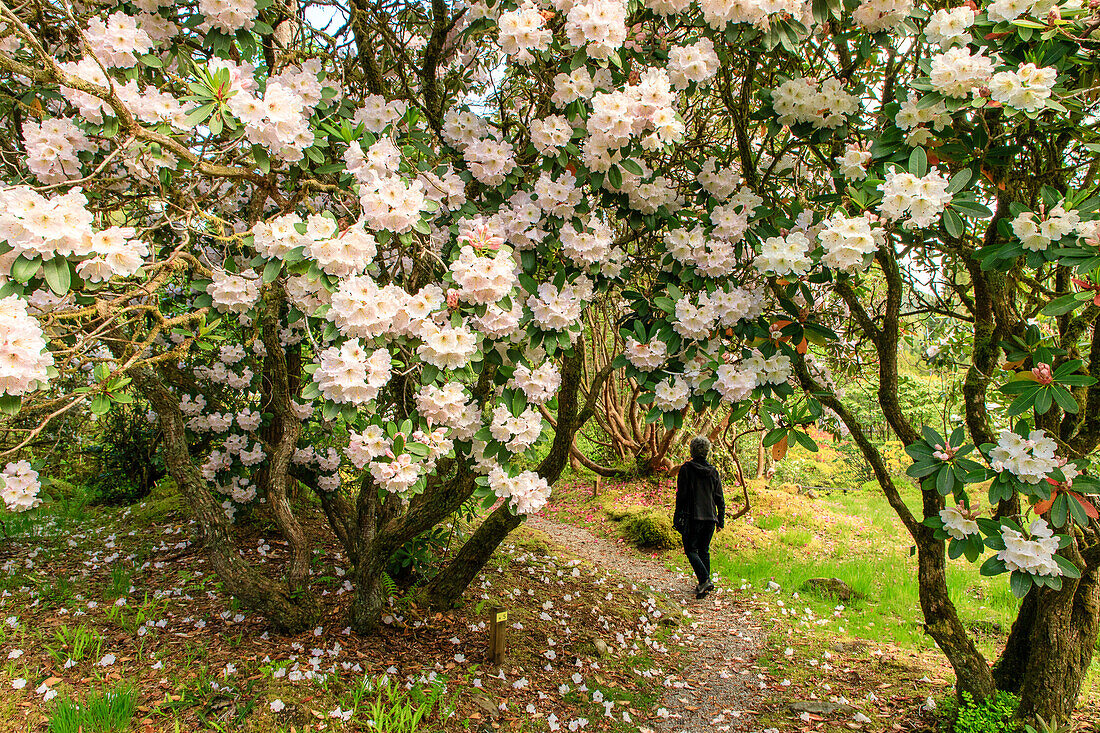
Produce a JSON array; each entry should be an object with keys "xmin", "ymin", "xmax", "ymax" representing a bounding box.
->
[{"xmin": 683, "ymin": 519, "xmax": 715, "ymax": 585}]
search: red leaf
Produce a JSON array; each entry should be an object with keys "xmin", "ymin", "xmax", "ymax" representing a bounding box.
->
[
  {"xmin": 1069, "ymin": 491, "xmax": 1099, "ymax": 520},
  {"xmin": 1033, "ymin": 495, "xmax": 1056, "ymax": 515}
]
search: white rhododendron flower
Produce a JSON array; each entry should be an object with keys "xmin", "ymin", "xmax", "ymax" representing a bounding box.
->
[
  {"xmin": 1011, "ymin": 206, "xmax": 1079, "ymax": 251},
  {"xmin": 939, "ymin": 504, "xmax": 980, "ymax": 540},
  {"xmin": 924, "ymin": 6, "xmax": 974, "ymax": 47},
  {"xmin": 998, "ymin": 520, "xmax": 1061, "ymax": 577},
  {"xmin": 879, "ymin": 170, "xmax": 952, "ymax": 228},
  {"xmin": 489, "ymin": 467, "xmax": 551, "ymax": 514},
  {"xmin": 755, "ymin": 231, "xmax": 812, "ymax": 276},
  {"xmin": 511, "ymin": 363, "xmax": 561, "ymax": 404},
  {"xmin": 929, "ymin": 47, "xmax": 993, "ymax": 98},
  {"xmin": 625, "ymin": 338, "xmax": 667, "ymax": 371},
  {"xmin": 989, "ymin": 429, "xmax": 1059, "ymax": 484},
  {"xmin": 207, "ymin": 269, "xmax": 261, "ymax": 314},
  {"xmin": 818, "ymin": 213, "xmax": 883, "ymax": 272},
  {"xmin": 314, "ymin": 341, "xmax": 392, "ymax": 405},
  {"xmin": 989, "ymin": 64, "xmax": 1057, "ymax": 112},
  {"xmin": 653, "ymin": 375, "xmax": 690, "ymax": 412},
  {"xmin": 0, "ymin": 461, "xmax": 42, "ymax": 513},
  {"xmin": 0, "ymin": 296, "xmax": 53, "ymax": 396}
]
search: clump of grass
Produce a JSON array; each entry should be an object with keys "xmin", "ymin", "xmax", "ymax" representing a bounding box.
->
[
  {"xmin": 45, "ymin": 624, "xmax": 103, "ymax": 667},
  {"xmin": 48, "ymin": 684, "xmax": 137, "ymax": 733},
  {"xmin": 352, "ymin": 676, "xmax": 451, "ymax": 732}
]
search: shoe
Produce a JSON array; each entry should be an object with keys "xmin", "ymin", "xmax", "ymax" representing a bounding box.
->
[
  {"xmin": 702, "ymin": 579, "xmax": 714, "ymax": 593},
  {"xmin": 695, "ymin": 582, "xmax": 710, "ymax": 600},
  {"xmin": 693, "ymin": 582, "xmax": 705, "ymax": 595}
]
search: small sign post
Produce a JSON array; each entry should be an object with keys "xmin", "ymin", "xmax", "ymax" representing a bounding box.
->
[{"xmin": 489, "ymin": 606, "xmax": 507, "ymax": 666}]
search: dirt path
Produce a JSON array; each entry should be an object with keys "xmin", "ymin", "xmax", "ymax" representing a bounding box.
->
[{"xmin": 527, "ymin": 515, "xmax": 767, "ymax": 733}]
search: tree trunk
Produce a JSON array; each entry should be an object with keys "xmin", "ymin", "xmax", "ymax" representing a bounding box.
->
[
  {"xmin": 423, "ymin": 503, "xmax": 523, "ymax": 610},
  {"xmin": 349, "ymin": 551, "xmax": 390, "ymax": 634},
  {"xmin": 134, "ymin": 366, "xmax": 317, "ymax": 633},
  {"xmin": 916, "ymin": 538, "xmax": 998, "ymax": 700},
  {"xmin": 994, "ymin": 565, "xmax": 1100, "ymax": 725}
]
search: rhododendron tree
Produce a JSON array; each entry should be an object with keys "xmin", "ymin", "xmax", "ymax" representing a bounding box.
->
[{"xmin": 2, "ymin": 0, "xmax": 1100, "ymax": 722}]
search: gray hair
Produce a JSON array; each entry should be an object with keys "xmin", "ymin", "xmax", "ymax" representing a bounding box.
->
[{"xmin": 689, "ymin": 436, "xmax": 711, "ymax": 461}]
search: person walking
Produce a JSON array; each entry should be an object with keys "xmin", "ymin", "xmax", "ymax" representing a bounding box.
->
[{"xmin": 673, "ymin": 436, "xmax": 725, "ymax": 599}]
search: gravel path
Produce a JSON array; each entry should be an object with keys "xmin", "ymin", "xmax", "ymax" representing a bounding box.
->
[{"xmin": 527, "ymin": 516, "xmax": 767, "ymax": 733}]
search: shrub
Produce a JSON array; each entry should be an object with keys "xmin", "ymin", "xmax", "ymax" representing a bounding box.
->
[
  {"xmin": 939, "ymin": 691, "xmax": 1021, "ymax": 733},
  {"xmin": 83, "ymin": 405, "xmax": 164, "ymax": 506},
  {"xmin": 619, "ymin": 511, "xmax": 680, "ymax": 550},
  {"xmin": 603, "ymin": 502, "xmax": 650, "ymax": 521}
]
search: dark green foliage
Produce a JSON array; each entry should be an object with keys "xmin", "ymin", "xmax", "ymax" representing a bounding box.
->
[
  {"xmin": 83, "ymin": 404, "xmax": 164, "ymax": 506},
  {"xmin": 940, "ymin": 691, "xmax": 1021, "ymax": 733}
]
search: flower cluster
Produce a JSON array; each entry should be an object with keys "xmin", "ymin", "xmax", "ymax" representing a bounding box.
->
[
  {"xmin": 998, "ymin": 520, "xmax": 1061, "ymax": 577},
  {"xmin": 939, "ymin": 504, "xmax": 979, "ymax": 540},
  {"xmin": 879, "ymin": 170, "xmax": 952, "ymax": 228},
  {"xmin": 489, "ymin": 405, "xmax": 543, "ymax": 453},
  {"xmin": 418, "ymin": 323, "xmax": 479, "ymax": 369},
  {"xmin": 84, "ymin": 11, "xmax": 154, "ymax": 68},
  {"xmin": 450, "ymin": 244, "xmax": 517, "ymax": 305},
  {"xmin": 755, "ymin": 231, "xmax": 812, "ymax": 276},
  {"xmin": 76, "ymin": 227, "xmax": 150, "ymax": 282},
  {"xmin": 989, "ymin": 429, "xmax": 1059, "ymax": 484},
  {"xmin": 1011, "ymin": 205, "xmax": 1080, "ymax": 251},
  {"xmin": 929, "ymin": 48, "xmax": 993, "ymax": 98},
  {"xmin": 498, "ymin": 1, "xmax": 550, "ymax": 64},
  {"xmin": 22, "ymin": 119, "xmax": 94, "ymax": 185},
  {"xmin": 199, "ymin": 0, "xmax": 256, "ymax": 33},
  {"xmin": 0, "ymin": 187, "xmax": 94, "ymax": 260},
  {"xmin": 227, "ymin": 61, "xmax": 321, "ymax": 161},
  {"xmin": 527, "ymin": 277, "xmax": 592, "ymax": 332},
  {"xmin": 895, "ymin": 93, "xmax": 951, "ymax": 146},
  {"xmin": 0, "ymin": 296, "xmax": 53, "ymax": 396},
  {"xmin": 565, "ymin": 0, "xmax": 627, "ymax": 60},
  {"xmin": 667, "ymin": 38, "xmax": 720, "ymax": 90},
  {"xmin": 925, "ymin": 6, "xmax": 974, "ymax": 48},
  {"xmin": 665, "ymin": 227, "xmax": 740, "ymax": 278},
  {"xmin": 852, "ymin": 0, "xmax": 913, "ymax": 32},
  {"xmin": 625, "ymin": 339, "xmax": 667, "ymax": 371},
  {"xmin": 835, "ymin": 144, "xmax": 871, "ymax": 180},
  {"xmin": 772, "ymin": 77, "xmax": 858, "ymax": 129},
  {"xmin": 819, "ymin": 213, "xmax": 883, "ymax": 272},
  {"xmin": 314, "ymin": 341, "xmax": 392, "ymax": 405},
  {"xmin": 208, "ymin": 269, "xmax": 261, "ymax": 314},
  {"xmin": 489, "ymin": 467, "xmax": 551, "ymax": 514},
  {"xmin": 653, "ymin": 376, "xmax": 690, "ymax": 412},
  {"xmin": 0, "ymin": 461, "xmax": 41, "ymax": 513},
  {"xmin": 511, "ymin": 363, "xmax": 561, "ymax": 404},
  {"xmin": 990, "ymin": 64, "xmax": 1057, "ymax": 112}
]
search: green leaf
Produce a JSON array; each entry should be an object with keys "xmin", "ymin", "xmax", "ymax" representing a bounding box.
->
[
  {"xmin": 1009, "ymin": 570, "xmax": 1032, "ymax": 599},
  {"xmin": 0, "ymin": 395, "xmax": 21, "ymax": 415},
  {"xmin": 620, "ymin": 159, "xmax": 643, "ymax": 175},
  {"xmin": 1033, "ymin": 386, "xmax": 1053, "ymax": 415},
  {"xmin": 10, "ymin": 255, "xmax": 39, "ymax": 283},
  {"xmin": 262, "ymin": 258, "xmax": 282, "ymax": 284},
  {"xmin": 1051, "ymin": 385, "xmax": 1079, "ymax": 414},
  {"xmin": 908, "ymin": 147, "xmax": 928, "ymax": 177},
  {"xmin": 42, "ymin": 256, "xmax": 71, "ymax": 295},
  {"xmin": 1051, "ymin": 492, "xmax": 1069, "ymax": 528},
  {"xmin": 946, "ymin": 169, "xmax": 973, "ymax": 194},
  {"xmin": 608, "ymin": 165, "xmax": 623, "ymax": 189},
  {"xmin": 90, "ymin": 394, "xmax": 111, "ymax": 415},
  {"xmin": 944, "ymin": 207, "xmax": 963, "ymax": 238},
  {"xmin": 1043, "ymin": 294, "xmax": 1086, "ymax": 316},
  {"xmin": 951, "ymin": 199, "xmax": 994, "ymax": 218}
]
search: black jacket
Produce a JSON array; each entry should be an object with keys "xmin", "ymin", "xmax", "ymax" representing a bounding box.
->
[{"xmin": 674, "ymin": 459, "xmax": 725, "ymax": 528}]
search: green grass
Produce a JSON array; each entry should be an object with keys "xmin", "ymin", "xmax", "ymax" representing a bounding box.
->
[
  {"xmin": 48, "ymin": 684, "xmax": 137, "ymax": 733},
  {"xmin": 707, "ymin": 481, "xmax": 1021, "ymax": 652}
]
